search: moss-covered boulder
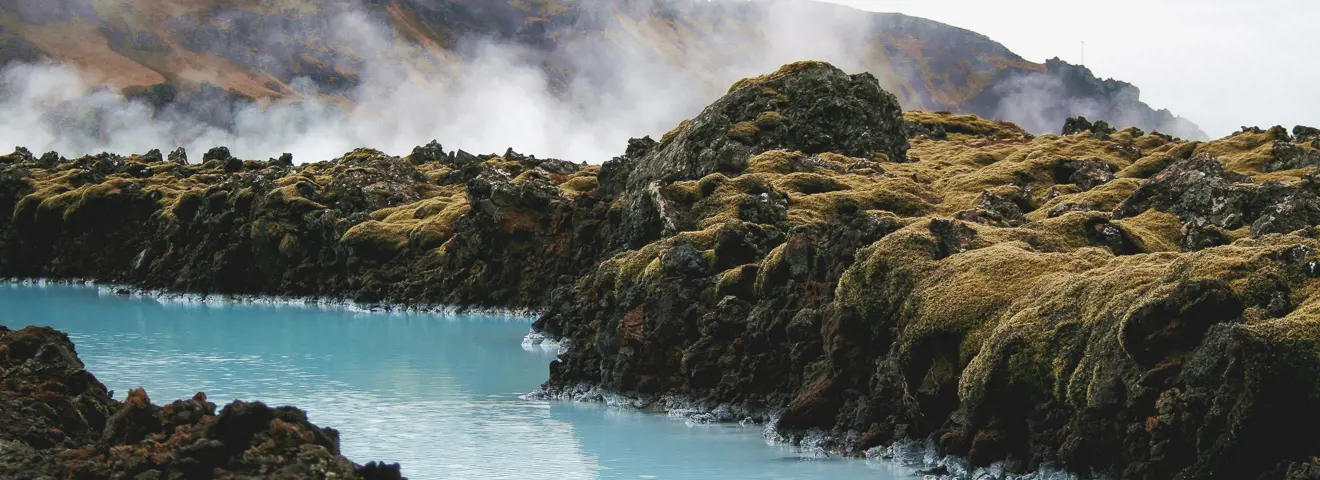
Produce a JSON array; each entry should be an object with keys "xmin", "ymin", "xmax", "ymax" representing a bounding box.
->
[{"xmin": 612, "ymin": 61, "xmax": 910, "ymax": 248}]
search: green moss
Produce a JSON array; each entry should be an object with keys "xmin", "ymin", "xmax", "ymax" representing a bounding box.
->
[
  {"xmin": 754, "ymin": 242, "xmax": 789, "ymax": 295},
  {"xmin": 1196, "ymin": 130, "xmax": 1273, "ymax": 173},
  {"xmin": 341, "ymin": 148, "xmax": 386, "ymax": 163},
  {"xmin": 755, "ymin": 111, "xmax": 787, "ymax": 129},
  {"xmin": 1113, "ymin": 209, "xmax": 1183, "ymax": 253},
  {"xmin": 561, "ymin": 175, "xmax": 599, "ymax": 194},
  {"xmin": 727, "ymin": 121, "xmax": 761, "ymax": 144},
  {"xmin": 340, "ymin": 220, "xmax": 409, "ymax": 257},
  {"xmin": 834, "ymin": 207, "xmax": 1320, "ymax": 416},
  {"xmin": 728, "ymin": 60, "xmax": 836, "ymax": 93},
  {"xmin": 1030, "ymin": 178, "xmax": 1142, "ymax": 221},
  {"xmin": 889, "ymin": 133, "xmax": 1141, "ymax": 216},
  {"xmin": 903, "ymin": 111, "xmax": 1032, "ymax": 140},
  {"xmin": 715, "ymin": 264, "xmax": 759, "ymax": 299},
  {"xmin": 785, "ymin": 177, "xmax": 932, "ymax": 224},
  {"xmin": 661, "ymin": 119, "xmax": 691, "ymax": 146},
  {"xmin": 264, "ymin": 184, "xmax": 327, "ymax": 215},
  {"xmin": 745, "ymin": 150, "xmax": 801, "ymax": 174},
  {"xmin": 773, "ymin": 173, "xmax": 848, "ymax": 195}
]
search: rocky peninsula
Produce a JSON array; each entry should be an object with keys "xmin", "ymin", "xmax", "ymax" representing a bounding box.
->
[
  {"xmin": 4, "ymin": 61, "xmax": 1320, "ymax": 479},
  {"xmin": 0, "ymin": 325, "xmax": 404, "ymax": 478}
]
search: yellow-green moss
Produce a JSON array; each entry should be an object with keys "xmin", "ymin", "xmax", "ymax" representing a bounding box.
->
[
  {"xmin": 784, "ymin": 177, "xmax": 933, "ymax": 224},
  {"xmin": 903, "ymin": 111, "xmax": 1032, "ymax": 140},
  {"xmin": 341, "ymin": 219, "xmax": 406, "ymax": 246},
  {"xmin": 715, "ymin": 264, "xmax": 758, "ymax": 298},
  {"xmin": 727, "ymin": 121, "xmax": 761, "ymax": 144},
  {"xmin": 728, "ymin": 60, "xmax": 835, "ymax": 93},
  {"xmin": 745, "ymin": 150, "xmax": 801, "ymax": 174},
  {"xmin": 1198, "ymin": 130, "xmax": 1274, "ymax": 174},
  {"xmin": 561, "ymin": 175, "xmax": 599, "ymax": 194},
  {"xmin": 1029, "ymin": 178, "xmax": 1142, "ymax": 221},
  {"xmin": 661, "ymin": 119, "xmax": 691, "ymax": 145},
  {"xmin": 340, "ymin": 148, "xmax": 385, "ymax": 162},
  {"xmin": 1113, "ymin": 209, "xmax": 1184, "ymax": 253},
  {"xmin": 832, "ymin": 206, "xmax": 1320, "ymax": 414},
  {"xmin": 755, "ymin": 111, "xmax": 787, "ymax": 129}
]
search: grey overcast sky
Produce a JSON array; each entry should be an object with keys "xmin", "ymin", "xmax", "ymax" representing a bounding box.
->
[{"xmin": 819, "ymin": 0, "xmax": 1318, "ymax": 139}]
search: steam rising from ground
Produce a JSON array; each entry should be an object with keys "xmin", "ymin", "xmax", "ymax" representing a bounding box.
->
[
  {"xmin": 0, "ymin": 37, "xmax": 677, "ymax": 164},
  {"xmin": 0, "ymin": 0, "xmax": 911, "ymax": 163},
  {"xmin": 986, "ymin": 68, "xmax": 1204, "ymax": 139},
  {"xmin": 0, "ymin": 0, "xmax": 1203, "ymax": 164}
]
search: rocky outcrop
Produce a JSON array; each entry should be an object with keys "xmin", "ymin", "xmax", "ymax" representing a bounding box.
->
[
  {"xmin": 0, "ymin": 325, "xmax": 403, "ymax": 479},
  {"xmin": 0, "ymin": 144, "xmax": 603, "ymax": 310},
  {"xmin": 3, "ymin": 62, "xmax": 1320, "ymax": 479},
  {"xmin": 610, "ymin": 61, "xmax": 909, "ymax": 248},
  {"xmin": 1061, "ymin": 115, "xmax": 1118, "ymax": 139}
]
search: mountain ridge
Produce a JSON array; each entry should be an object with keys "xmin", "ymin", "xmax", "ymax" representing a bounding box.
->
[{"xmin": 0, "ymin": 0, "xmax": 1209, "ymax": 154}]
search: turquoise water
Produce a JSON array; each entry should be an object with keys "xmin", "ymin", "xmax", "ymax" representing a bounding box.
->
[{"xmin": 0, "ymin": 284, "xmax": 913, "ymax": 480}]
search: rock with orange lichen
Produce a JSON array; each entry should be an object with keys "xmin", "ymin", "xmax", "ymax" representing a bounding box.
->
[{"xmin": 0, "ymin": 325, "xmax": 405, "ymax": 479}]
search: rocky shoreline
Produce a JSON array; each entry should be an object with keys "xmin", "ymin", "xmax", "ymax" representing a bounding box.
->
[
  {"xmin": 2, "ymin": 277, "xmax": 540, "ymax": 318},
  {"xmin": 5, "ymin": 61, "xmax": 1320, "ymax": 479},
  {"xmin": 0, "ymin": 324, "xmax": 405, "ymax": 479}
]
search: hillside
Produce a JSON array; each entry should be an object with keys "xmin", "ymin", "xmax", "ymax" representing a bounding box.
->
[{"xmin": 0, "ymin": 0, "xmax": 1208, "ymax": 147}]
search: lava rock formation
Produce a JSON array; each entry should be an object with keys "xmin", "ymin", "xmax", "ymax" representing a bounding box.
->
[
  {"xmin": 3, "ymin": 61, "xmax": 1320, "ymax": 479},
  {"xmin": 0, "ymin": 325, "xmax": 404, "ymax": 479}
]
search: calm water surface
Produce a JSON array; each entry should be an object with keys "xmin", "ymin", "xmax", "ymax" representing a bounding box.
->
[{"xmin": 0, "ymin": 284, "xmax": 912, "ymax": 480}]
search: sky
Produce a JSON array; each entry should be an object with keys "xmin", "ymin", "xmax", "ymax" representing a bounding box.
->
[{"xmin": 822, "ymin": 0, "xmax": 1319, "ymax": 138}]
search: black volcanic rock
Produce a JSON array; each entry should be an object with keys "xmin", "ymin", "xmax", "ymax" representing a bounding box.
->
[
  {"xmin": 1114, "ymin": 153, "xmax": 1320, "ymax": 237},
  {"xmin": 1295, "ymin": 125, "xmax": 1320, "ymax": 143},
  {"xmin": 1061, "ymin": 115, "xmax": 1117, "ymax": 139},
  {"xmin": 614, "ymin": 61, "xmax": 908, "ymax": 247},
  {"xmin": 0, "ymin": 325, "xmax": 405, "ymax": 479},
  {"xmin": 1266, "ymin": 140, "xmax": 1320, "ymax": 172}
]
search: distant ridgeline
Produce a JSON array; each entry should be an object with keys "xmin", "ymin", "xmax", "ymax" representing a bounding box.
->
[
  {"xmin": 961, "ymin": 58, "xmax": 1208, "ymax": 141},
  {"xmin": 0, "ymin": 0, "xmax": 1206, "ymax": 140}
]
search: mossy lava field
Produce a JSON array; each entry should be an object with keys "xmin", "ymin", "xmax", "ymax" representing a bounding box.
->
[{"xmin": 5, "ymin": 62, "xmax": 1320, "ymax": 479}]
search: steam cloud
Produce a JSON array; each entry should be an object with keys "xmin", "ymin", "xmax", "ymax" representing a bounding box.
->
[
  {"xmin": 0, "ymin": 0, "xmax": 1202, "ymax": 163},
  {"xmin": 0, "ymin": 0, "xmax": 924, "ymax": 163},
  {"xmin": 987, "ymin": 67, "xmax": 1206, "ymax": 140},
  {"xmin": 0, "ymin": 0, "xmax": 877, "ymax": 163}
]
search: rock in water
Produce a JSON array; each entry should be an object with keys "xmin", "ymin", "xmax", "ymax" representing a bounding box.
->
[{"xmin": 0, "ymin": 325, "xmax": 405, "ymax": 479}]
